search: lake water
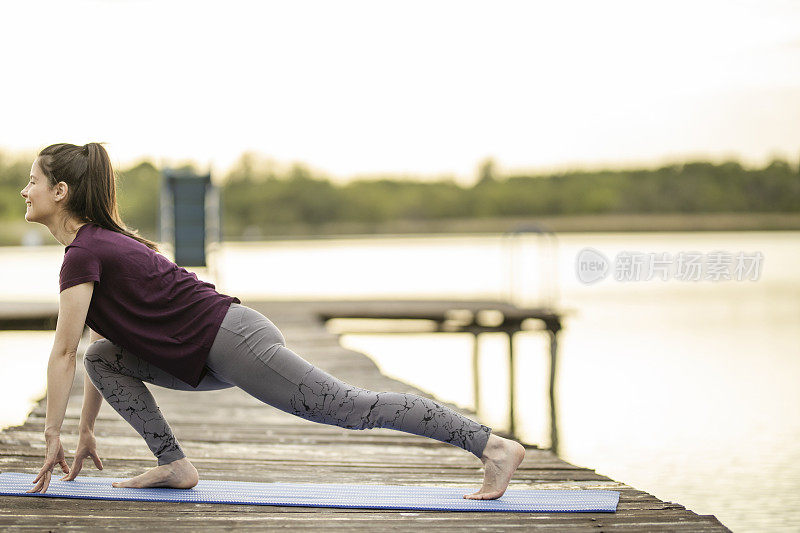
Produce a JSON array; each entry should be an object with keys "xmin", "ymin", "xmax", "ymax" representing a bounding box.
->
[{"xmin": 1, "ymin": 230, "xmax": 798, "ymax": 532}]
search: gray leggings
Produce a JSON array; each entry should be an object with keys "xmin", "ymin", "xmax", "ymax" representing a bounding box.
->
[{"xmin": 83, "ymin": 303, "xmax": 492, "ymax": 466}]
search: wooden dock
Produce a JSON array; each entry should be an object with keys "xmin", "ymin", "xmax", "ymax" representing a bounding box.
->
[{"xmin": 0, "ymin": 300, "xmax": 729, "ymax": 530}]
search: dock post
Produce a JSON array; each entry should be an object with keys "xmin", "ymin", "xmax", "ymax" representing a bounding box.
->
[
  {"xmin": 507, "ymin": 329, "xmax": 516, "ymax": 439},
  {"xmin": 546, "ymin": 324, "xmax": 561, "ymax": 455},
  {"xmin": 472, "ymin": 332, "xmax": 481, "ymax": 413}
]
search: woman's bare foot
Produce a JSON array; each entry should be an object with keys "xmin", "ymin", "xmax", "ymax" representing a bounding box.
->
[
  {"xmin": 111, "ymin": 457, "xmax": 199, "ymax": 489},
  {"xmin": 464, "ymin": 434, "xmax": 525, "ymax": 500}
]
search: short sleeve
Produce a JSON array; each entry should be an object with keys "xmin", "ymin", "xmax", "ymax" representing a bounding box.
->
[{"xmin": 60, "ymin": 246, "xmax": 102, "ymax": 293}]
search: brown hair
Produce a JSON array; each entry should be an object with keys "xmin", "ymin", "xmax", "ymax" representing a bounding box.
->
[{"xmin": 37, "ymin": 142, "xmax": 160, "ymax": 252}]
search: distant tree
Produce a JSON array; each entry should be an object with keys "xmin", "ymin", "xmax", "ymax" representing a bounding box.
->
[
  {"xmin": 117, "ymin": 160, "xmax": 161, "ymax": 239},
  {"xmin": 2, "ymin": 147, "xmax": 799, "ymax": 242},
  {"xmin": 476, "ymin": 157, "xmax": 497, "ymax": 185}
]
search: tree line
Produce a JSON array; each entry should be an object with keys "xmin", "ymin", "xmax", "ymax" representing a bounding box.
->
[{"xmin": 1, "ymin": 151, "xmax": 798, "ymax": 240}]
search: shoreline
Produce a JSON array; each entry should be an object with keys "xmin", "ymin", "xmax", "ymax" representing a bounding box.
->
[
  {"xmin": 2, "ymin": 212, "xmax": 799, "ymax": 246},
  {"xmin": 232, "ymin": 212, "xmax": 800, "ymax": 240}
]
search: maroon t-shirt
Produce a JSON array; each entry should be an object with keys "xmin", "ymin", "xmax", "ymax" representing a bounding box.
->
[{"xmin": 59, "ymin": 222, "xmax": 240, "ymax": 387}]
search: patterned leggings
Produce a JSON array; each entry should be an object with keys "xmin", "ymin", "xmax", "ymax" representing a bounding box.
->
[{"xmin": 82, "ymin": 303, "xmax": 492, "ymax": 465}]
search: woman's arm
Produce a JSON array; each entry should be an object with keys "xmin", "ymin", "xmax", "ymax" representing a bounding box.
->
[
  {"xmin": 43, "ymin": 352, "xmax": 77, "ymax": 437},
  {"xmin": 29, "ymin": 282, "xmax": 95, "ymax": 492},
  {"xmin": 44, "ymin": 282, "xmax": 95, "ymax": 437},
  {"xmin": 79, "ymin": 329, "xmax": 105, "ymax": 433}
]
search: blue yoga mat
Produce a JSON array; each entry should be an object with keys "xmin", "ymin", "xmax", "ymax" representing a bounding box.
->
[{"xmin": 0, "ymin": 472, "xmax": 619, "ymax": 512}]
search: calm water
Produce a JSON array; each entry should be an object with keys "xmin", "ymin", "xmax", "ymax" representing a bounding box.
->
[{"xmin": 1, "ymin": 231, "xmax": 798, "ymax": 532}]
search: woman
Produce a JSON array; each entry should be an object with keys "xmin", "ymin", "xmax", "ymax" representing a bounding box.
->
[{"xmin": 20, "ymin": 142, "xmax": 526, "ymax": 498}]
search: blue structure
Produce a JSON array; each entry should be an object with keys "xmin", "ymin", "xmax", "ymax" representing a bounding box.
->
[{"xmin": 159, "ymin": 168, "xmax": 220, "ymax": 268}]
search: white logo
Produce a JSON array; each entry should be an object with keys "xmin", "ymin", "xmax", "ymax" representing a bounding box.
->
[
  {"xmin": 576, "ymin": 247, "xmax": 610, "ymax": 284},
  {"xmin": 575, "ymin": 248, "xmax": 763, "ymax": 284}
]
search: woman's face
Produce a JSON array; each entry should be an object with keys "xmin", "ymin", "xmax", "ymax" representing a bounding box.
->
[{"xmin": 20, "ymin": 157, "xmax": 60, "ymax": 224}]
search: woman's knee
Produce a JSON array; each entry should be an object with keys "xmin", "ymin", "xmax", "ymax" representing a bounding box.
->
[{"xmin": 83, "ymin": 339, "xmax": 116, "ymax": 373}]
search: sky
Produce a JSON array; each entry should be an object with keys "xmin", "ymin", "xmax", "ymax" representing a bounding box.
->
[{"xmin": 2, "ymin": 0, "xmax": 799, "ymax": 184}]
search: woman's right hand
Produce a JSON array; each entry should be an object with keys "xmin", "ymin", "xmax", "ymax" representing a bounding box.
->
[{"xmin": 61, "ymin": 430, "xmax": 104, "ymax": 481}]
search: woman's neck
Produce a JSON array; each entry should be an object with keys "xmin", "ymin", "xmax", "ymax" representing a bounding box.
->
[{"xmin": 51, "ymin": 219, "xmax": 89, "ymax": 247}]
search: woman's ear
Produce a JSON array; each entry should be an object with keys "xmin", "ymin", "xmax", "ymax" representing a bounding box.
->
[{"xmin": 54, "ymin": 181, "xmax": 70, "ymax": 202}]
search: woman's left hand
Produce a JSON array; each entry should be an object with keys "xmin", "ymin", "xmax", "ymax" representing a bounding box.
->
[{"xmin": 26, "ymin": 433, "xmax": 70, "ymax": 493}]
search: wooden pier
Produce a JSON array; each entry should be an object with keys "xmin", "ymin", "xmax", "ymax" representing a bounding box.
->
[{"xmin": 0, "ymin": 299, "xmax": 729, "ymax": 530}]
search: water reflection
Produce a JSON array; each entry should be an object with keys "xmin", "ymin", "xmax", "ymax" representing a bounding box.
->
[{"xmin": 0, "ymin": 332, "xmax": 53, "ymax": 429}]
